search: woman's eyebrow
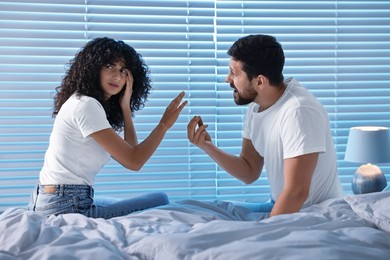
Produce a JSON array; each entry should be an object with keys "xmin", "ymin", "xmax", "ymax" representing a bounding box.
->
[{"xmin": 111, "ymin": 62, "xmax": 126, "ymax": 69}]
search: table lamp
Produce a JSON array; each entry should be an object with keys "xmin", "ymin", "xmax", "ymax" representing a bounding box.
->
[{"xmin": 344, "ymin": 126, "xmax": 389, "ymax": 194}]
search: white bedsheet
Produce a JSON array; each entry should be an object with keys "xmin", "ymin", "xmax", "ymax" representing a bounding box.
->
[{"xmin": 1, "ymin": 192, "xmax": 389, "ymax": 260}]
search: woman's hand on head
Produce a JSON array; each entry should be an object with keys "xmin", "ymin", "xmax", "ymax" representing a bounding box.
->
[
  {"xmin": 159, "ymin": 91, "xmax": 187, "ymax": 131},
  {"xmin": 120, "ymin": 70, "xmax": 134, "ymax": 112}
]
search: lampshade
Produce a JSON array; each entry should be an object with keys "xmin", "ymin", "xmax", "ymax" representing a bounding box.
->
[{"xmin": 344, "ymin": 126, "xmax": 390, "ymax": 164}]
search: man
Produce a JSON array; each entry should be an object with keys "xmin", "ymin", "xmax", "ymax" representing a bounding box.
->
[{"xmin": 187, "ymin": 34, "xmax": 342, "ymax": 218}]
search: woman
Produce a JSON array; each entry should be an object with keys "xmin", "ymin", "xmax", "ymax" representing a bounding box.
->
[{"xmin": 28, "ymin": 37, "xmax": 187, "ymax": 219}]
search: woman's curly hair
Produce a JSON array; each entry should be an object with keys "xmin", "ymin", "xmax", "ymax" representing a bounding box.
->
[{"xmin": 53, "ymin": 37, "xmax": 152, "ymax": 132}]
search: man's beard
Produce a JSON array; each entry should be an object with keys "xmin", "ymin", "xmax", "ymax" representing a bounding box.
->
[{"xmin": 233, "ymin": 87, "xmax": 257, "ymax": 105}]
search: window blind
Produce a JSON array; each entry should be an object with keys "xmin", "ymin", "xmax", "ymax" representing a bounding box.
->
[
  {"xmin": 86, "ymin": 0, "xmax": 217, "ymax": 201},
  {"xmin": 215, "ymin": 0, "xmax": 390, "ymax": 199},
  {"xmin": 0, "ymin": 0, "xmax": 389, "ymax": 211},
  {"xmin": 0, "ymin": 0, "xmax": 86, "ymax": 209}
]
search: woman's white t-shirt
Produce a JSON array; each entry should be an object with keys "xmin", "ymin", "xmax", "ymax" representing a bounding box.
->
[
  {"xmin": 40, "ymin": 94, "xmax": 111, "ymax": 185},
  {"xmin": 243, "ymin": 78, "xmax": 343, "ymax": 208}
]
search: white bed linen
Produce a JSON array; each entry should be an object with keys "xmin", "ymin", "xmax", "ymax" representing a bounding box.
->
[{"xmin": 0, "ymin": 192, "xmax": 389, "ymax": 260}]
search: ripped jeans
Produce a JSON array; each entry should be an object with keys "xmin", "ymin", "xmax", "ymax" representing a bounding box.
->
[{"xmin": 27, "ymin": 184, "xmax": 169, "ymax": 219}]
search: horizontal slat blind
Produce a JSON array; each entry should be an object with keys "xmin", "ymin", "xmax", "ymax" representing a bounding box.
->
[
  {"xmin": 215, "ymin": 0, "xmax": 390, "ymax": 199},
  {"xmin": 1, "ymin": 0, "xmax": 389, "ymax": 210},
  {"xmin": 215, "ymin": 1, "xmax": 341, "ymax": 202},
  {"xmin": 86, "ymin": 0, "xmax": 217, "ymax": 201},
  {"xmin": 333, "ymin": 0, "xmax": 390, "ymax": 192},
  {"xmin": 0, "ymin": 0, "xmax": 86, "ymax": 209}
]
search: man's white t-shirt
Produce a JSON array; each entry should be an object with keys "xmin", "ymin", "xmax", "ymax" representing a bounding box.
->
[
  {"xmin": 243, "ymin": 78, "xmax": 343, "ymax": 208},
  {"xmin": 40, "ymin": 94, "xmax": 111, "ymax": 185}
]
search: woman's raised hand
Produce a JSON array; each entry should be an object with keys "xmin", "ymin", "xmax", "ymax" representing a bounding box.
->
[
  {"xmin": 120, "ymin": 70, "xmax": 134, "ymax": 112},
  {"xmin": 159, "ymin": 91, "xmax": 187, "ymax": 131}
]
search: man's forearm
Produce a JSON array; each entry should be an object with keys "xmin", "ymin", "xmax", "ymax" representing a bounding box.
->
[{"xmin": 202, "ymin": 143, "xmax": 261, "ymax": 184}]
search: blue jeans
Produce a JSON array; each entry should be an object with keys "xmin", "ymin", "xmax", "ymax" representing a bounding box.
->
[
  {"xmin": 27, "ymin": 184, "xmax": 169, "ymax": 219},
  {"xmin": 232, "ymin": 198, "xmax": 275, "ymax": 219}
]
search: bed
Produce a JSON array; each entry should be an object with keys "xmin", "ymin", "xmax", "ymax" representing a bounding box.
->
[{"xmin": 0, "ymin": 191, "xmax": 389, "ymax": 260}]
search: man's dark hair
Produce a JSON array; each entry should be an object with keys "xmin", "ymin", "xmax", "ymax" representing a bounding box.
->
[{"xmin": 227, "ymin": 34, "xmax": 285, "ymax": 86}]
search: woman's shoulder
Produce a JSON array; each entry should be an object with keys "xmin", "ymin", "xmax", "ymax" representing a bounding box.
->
[
  {"xmin": 72, "ymin": 93, "xmax": 96, "ymax": 102},
  {"xmin": 71, "ymin": 94, "xmax": 103, "ymax": 108},
  {"xmin": 62, "ymin": 94, "xmax": 104, "ymax": 116}
]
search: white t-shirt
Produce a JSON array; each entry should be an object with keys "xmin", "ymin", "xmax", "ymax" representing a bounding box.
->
[
  {"xmin": 40, "ymin": 94, "xmax": 111, "ymax": 185},
  {"xmin": 243, "ymin": 78, "xmax": 343, "ymax": 208}
]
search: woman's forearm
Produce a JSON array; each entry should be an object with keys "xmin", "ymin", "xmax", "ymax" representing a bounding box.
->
[
  {"xmin": 130, "ymin": 123, "xmax": 168, "ymax": 170},
  {"xmin": 123, "ymin": 110, "xmax": 138, "ymax": 146}
]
